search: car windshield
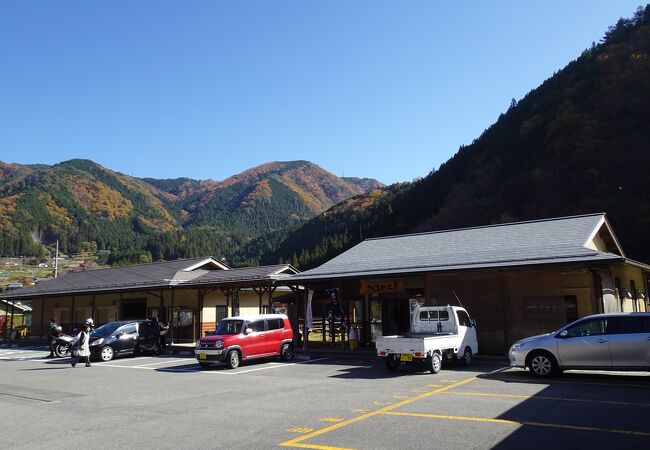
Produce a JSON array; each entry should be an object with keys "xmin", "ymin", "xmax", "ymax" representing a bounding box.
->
[
  {"xmin": 215, "ymin": 320, "xmax": 243, "ymax": 335},
  {"xmin": 91, "ymin": 322, "xmax": 123, "ymax": 337}
]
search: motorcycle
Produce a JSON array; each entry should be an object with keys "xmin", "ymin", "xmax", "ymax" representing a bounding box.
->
[{"xmin": 50, "ymin": 326, "xmax": 77, "ymax": 358}]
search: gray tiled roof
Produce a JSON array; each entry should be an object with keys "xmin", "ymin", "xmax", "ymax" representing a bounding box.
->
[
  {"xmin": 290, "ymin": 213, "xmax": 628, "ymax": 281},
  {"xmin": 0, "ymin": 257, "xmax": 223, "ymax": 299},
  {"xmin": 186, "ymin": 265, "xmax": 298, "ymax": 286}
]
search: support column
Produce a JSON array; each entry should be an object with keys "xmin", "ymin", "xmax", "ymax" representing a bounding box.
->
[
  {"xmin": 91, "ymin": 294, "xmax": 96, "ymax": 323},
  {"xmin": 40, "ymin": 297, "xmax": 45, "ymax": 343},
  {"xmin": 9, "ymin": 301, "xmax": 15, "ymax": 341},
  {"xmin": 70, "ymin": 295, "xmax": 76, "ymax": 334},
  {"xmin": 170, "ymin": 288, "xmax": 175, "ymax": 344}
]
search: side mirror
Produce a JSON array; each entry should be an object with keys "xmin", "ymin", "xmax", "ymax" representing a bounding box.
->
[
  {"xmin": 245, "ymin": 328, "xmax": 253, "ymax": 335},
  {"xmin": 116, "ymin": 332, "xmax": 124, "ymax": 338},
  {"xmin": 470, "ymin": 319, "xmax": 477, "ymax": 328},
  {"xmin": 557, "ymin": 330, "xmax": 568, "ymax": 338}
]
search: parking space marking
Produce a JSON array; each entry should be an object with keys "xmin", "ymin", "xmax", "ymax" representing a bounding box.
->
[
  {"xmin": 134, "ymin": 359, "xmax": 191, "ymax": 367},
  {"xmin": 320, "ymin": 418, "xmax": 344, "ymax": 423},
  {"xmin": 287, "ymin": 427, "xmax": 314, "ymax": 434},
  {"xmin": 441, "ymin": 391, "xmax": 650, "ymax": 407},
  {"xmin": 278, "ymin": 373, "xmax": 482, "ymax": 449},
  {"xmin": 380, "ymin": 411, "xmax": 650, "ymax": 438},
  {"xmin": 93, "ymin": 357, "xmax": 329, "ymax": 374}
]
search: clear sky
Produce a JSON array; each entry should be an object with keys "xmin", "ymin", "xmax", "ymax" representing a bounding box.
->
[{"xmin": 0, "ymin": 1, "xmax": 643, "ymax": 185}]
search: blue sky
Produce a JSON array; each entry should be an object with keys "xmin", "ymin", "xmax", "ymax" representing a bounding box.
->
[{"xmin": 0, "ymin": 1, "xmax": 643, "ymax": 185}]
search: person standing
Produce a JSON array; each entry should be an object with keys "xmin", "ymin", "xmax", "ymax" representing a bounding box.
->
[
  {"xmin": 71, "ymin": 319, "xmax": 93, "ymax": 368},
  {"xmin": 47, "ymin": 318, "xmax": 58, "ymax": 358}
]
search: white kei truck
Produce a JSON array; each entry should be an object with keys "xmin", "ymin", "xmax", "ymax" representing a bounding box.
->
[{"xmin": 376, "ymin": 305, "xmax": 478, "ymax": 374}]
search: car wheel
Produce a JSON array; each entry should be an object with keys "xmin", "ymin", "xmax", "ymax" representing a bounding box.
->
[
  {"xmin": 428, "ymin": 353, "xmax": 442, "ymax": 374},
  {"xmin": 100, "ymin": 346, "xmax": 115, "ymax": 362},
  {"xmin": 528, "ymin": 351, "xmax": 557, "ymax": 378},
  {"xmin": 460, "ymin": 347, "xmax": 473, "ymax": 367},
  {"xmin": 280, "ymin": 343, "xmax": 294, "ymax": 361},
  {"xmin": 152, "ymin": 342, "xmax": 161, "ymax": 356},
  {"xmin": 385, "ymin": 355, "xmax": 399, "ymax": 372},
  {"xmin": 225, "ymin": 350, "xmax": 240, "ymax": 369}
]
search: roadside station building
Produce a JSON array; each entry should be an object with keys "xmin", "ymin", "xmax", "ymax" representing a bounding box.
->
[
  {"xmin": 284, "ymin": 213, "xmax": 650, "ymax": 354},
  {"xmin": 2, "ymin": 213, "xmax": 648, "ymax": 354},
  {"xmin": 0, "ymin": 258, "xmax": 299, "ymax": 343}
]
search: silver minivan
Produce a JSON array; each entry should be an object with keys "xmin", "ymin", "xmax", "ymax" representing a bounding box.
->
[{"xmin": 509, "ymin": 313, "xmax": 650, "ymax": 377}]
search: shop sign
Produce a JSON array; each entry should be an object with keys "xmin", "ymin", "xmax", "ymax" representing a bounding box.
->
[{"xmin": 360, "ymin": 279, "xmax": 405, "ymax": 295}]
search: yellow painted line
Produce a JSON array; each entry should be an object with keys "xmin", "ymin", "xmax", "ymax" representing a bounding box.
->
[
  {"xmin": 392, "ymin": 395, "xmax": 410, "ymax": 399},
  {"xmin": 442, "ymin": 391, "xmax": 650, "ymax": 407},
  {"xmin": 381, "ymin": 411, "xmax": 650, "ymax": 437},
  {"xmin": 320, "ymin": 418, "xmax": 344, "ymax": 423},
  {"xmin": 287, "ymin": 427, "xmax": 314, "ymax": 433},
  {"xmin": 411, "ymin": 388, "xmax": 428, "ymax": 393},
  {"xmin": 278, "ymin": 375, "xmax": 478, "ymax": 449},
  {"xmin": 425, "ymin": 384, "xmax": 443, "ymax": 387},
  {"xmin": 351, "ymin": 409, "xmax": 369, "ymax": 413},
  {"xmin": 280, "ymin": 444, "xmax": 354, "ymax": 450},
  {"xmin": 372, "ymin": 401, "xmax": 392, "ymax": 406}
]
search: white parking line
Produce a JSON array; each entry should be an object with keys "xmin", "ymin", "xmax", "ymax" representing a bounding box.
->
[
  {"xmin": 95, "ymin": 357, "xmax": 330, "ymax": 374},
  {"xmin": 134, "ymin": 359, "xmax": 191, "ymax": 367}
]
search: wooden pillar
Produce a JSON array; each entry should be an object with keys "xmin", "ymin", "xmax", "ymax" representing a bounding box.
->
[
  {"xmin": 363, "ymin": 293, "xmax": 370, "ymax": 347},
  {"xmin": 9, "ymin": 301, "xmax": 15, "ymax": 340},
  {"xmin": 119, "ymin": 292, "xmax": 123, "ymax": 320},
  {"xmin": 3, "ymin": 303, "xmax": 8, "ymax": 338},
  {"xmin": 170, "ymin": 288, "xmax": 175, "ymax": 344},
  {"xmin": 197, "ymin": 289, "xmax": 204, "ymax": 340},
  {"xmin": 302, "ymin": 289, "xmax": 309, "ymax": 351},
  {"xmin": 91, "ymin": 294, "xmax": 96, "ymax": 322},
  {"xmin": 40, "ymin": 297, "xmax": 45, "ymax": 343},
  {"xmin": 70, "ymin": 295, "xmax": 76, "ymax": 334},
  {"xmin": 322, "ymin": 301, "xmax": 326, "ymax": 344},
  {"xmin": 160, "ymin": 289, "xmax": 164, "ymax": 319}
]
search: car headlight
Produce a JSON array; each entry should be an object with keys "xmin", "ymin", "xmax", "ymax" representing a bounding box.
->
[
  {"xmin": 196, "ymin": 340, "xmax": 201, "ymax": 349},
  {"xmin": 90, "ymin": 338, "xmax": 104, "ymax": 346},
  {"xmin": 511, "ymin": 342, "xmax": 525, "ymax": 351},
  {"xmin": 215, "ymin": 340, "xmax": 224, "ymax": 349}
]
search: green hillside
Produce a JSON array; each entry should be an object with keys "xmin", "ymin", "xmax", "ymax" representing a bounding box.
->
[
  {"xmin": 249, "ymin": 6, "xmax": 650, "ymax": 269},
  {"xmin": 0, "ymin": 159, "xmax": 381, "ymax": 265}
]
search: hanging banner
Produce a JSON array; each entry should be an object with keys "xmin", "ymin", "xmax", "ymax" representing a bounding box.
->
[
  {"xmin": 326, "ymin": 288, "xmax": 347, "ymax": 331},
  {"xmin": 306, "ymin": 289, "xmax": 314, "ymax": 330}
]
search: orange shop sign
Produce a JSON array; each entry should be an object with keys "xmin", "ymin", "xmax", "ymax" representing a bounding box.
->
[{"xmin": 360, "ymin": 279, "xmax": 405, "ymax": 295}]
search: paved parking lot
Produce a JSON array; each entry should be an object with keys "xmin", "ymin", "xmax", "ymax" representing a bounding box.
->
[{"xmin": 1, "ymin": 344, "xmax": 649, "ymax": 449}]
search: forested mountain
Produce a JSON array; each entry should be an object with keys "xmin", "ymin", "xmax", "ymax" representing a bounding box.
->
[
  {"xmin": 0, "ymin": 159, "xmax": 381, "ymax": 264},
  {"xmin": 246, "ymin": 6, "xmax": 650, "ymax": 269}
]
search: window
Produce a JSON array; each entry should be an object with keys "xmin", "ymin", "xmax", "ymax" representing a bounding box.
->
[
  {"xmin": 419, "ymin": 311, "xmax": 429, "ymax": 322},
  {"xmin": 564, "ymin": 296, "xmax": 578, "ymax": 323},
  {"xmin": 608, "ymin": 317, "xmax": 650, "ymax": 334},
  {"xmin": 267, "ymin": 318, "xmax": 283, "ymax": 330},
  {"xmin": 215, "ymin": 306, "xmax": 227, "ymax": 323},
  {"xmin": 564, "ymin": 319, "xmax": 607, "ymax": 338},
  {"xmin": 216, "ymin": 320, "xmax": 243, "ymax": 335},
  {"xmin": 456, "ymin": 310, "xmax": 472, "ymax": 327},
  {"xmin": 119, "ymin": 324, "xmax": 137, "ymax": 335},
  {"xmin": 249, "ymin": 320, "xmax": 265, "ymax": 332},
  {"xmin": 630, "ymin": 280, "xmax": 638, "ymax": 300}
]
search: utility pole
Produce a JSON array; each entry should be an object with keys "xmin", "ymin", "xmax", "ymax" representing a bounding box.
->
[{"xmin": 54, "ymin": 240, "xmax": 59, "ymax": 278}]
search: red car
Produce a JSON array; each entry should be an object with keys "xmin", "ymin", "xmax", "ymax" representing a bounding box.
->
[{"xmin": 195, "ymin": 314, "xmax": 294, "ymax": 369}]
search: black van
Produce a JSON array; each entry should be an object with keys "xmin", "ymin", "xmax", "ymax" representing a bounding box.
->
[{"xmin": 89, "ymin": 320, "xmax": 161, "ymax": 362}]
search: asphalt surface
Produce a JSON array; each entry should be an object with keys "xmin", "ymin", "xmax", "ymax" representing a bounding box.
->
[{"xmin": 1, "ymin": 344, "xmax": 649, "ymax": 449}]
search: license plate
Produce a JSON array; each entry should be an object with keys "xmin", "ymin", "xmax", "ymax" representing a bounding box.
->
[
  {"xmin": 400, "ymin": 354, "xmax": 413, "ymax": 362},
  {"xmin": 198, "ymin": 353, "xmax": 206, "ymax": 360}
]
